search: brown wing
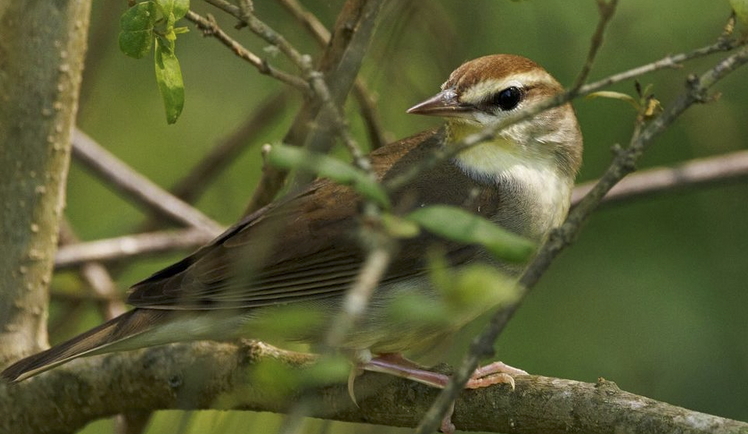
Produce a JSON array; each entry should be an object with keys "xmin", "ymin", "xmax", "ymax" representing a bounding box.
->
[{"xmin": 126, "ymin": 128, "xmax": 502, "ymax": 310}]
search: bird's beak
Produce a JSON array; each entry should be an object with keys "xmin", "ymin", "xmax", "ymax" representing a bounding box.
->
[{"xmin": 407, "ymin": 88, "xmax": 475, "ymax": 118}]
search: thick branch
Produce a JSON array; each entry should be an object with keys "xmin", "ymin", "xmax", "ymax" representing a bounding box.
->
[
  {"xmin": 0, "ymin": 341, "xmax": 744, "ymax": 434},
  {"xmin": 0, "ymin": 0, "xmax": 92, "ymax": 368}
]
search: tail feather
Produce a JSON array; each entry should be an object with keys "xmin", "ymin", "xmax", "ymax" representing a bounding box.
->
[{"xmin": 1, "ymin": 309, "xmax": 167, "ymax": 382}]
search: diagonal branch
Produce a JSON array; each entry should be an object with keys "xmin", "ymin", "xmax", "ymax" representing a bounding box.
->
[
  {"xmin": 184, "ymin": 11, "xmax": 310, "ymax": 91},
  {"xmin": 71, "ymin": 129, "xmax": 223, "ymax": 235}
]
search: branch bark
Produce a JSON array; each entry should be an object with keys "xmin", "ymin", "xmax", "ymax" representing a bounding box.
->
[
  {"xmin": 0, "ymin": 341, "xmax": 745, "ymax": 434},
  {"xmin": 0, "ymin": 0, "xmax": 92, "ymax": 368}
]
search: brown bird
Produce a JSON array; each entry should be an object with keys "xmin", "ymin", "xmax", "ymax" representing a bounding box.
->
[{"xmin": 2, "ymin": 54, "xmax": 582, "ymax": 398}]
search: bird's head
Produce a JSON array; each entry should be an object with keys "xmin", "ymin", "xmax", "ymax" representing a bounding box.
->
[{"xmin": 408, "ymin": 54, "xmax": 583, "ymax": 181}]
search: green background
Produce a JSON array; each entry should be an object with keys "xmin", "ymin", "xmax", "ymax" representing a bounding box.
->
[{"xmin": 55, "ymin": 0, "xmax": 748, "ymax": 432}]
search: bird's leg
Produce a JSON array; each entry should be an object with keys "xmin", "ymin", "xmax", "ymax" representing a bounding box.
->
[{"xmin": 352, "ymin": 353, "xmax": 527, "ymax": 434}]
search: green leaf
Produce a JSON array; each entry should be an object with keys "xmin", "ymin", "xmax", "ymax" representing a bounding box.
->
[
  {"xmin": 449, "ymin": 263, "xmax": 520, "ymax": 310},
  {"xmin": 381, "ymin": 213, "xmax": 420, "ymax": 239},
  {"xmin": 118, "ymin": 2, "xmax": 158, "ymax": 59},
  {"xmin": 586, "ymin": 91, "xmax": 639, "ymax": 110},
  {"xmin": 154, "ymin": 37, "xmax": 185, "ymax": 124},
  {"xmin": 407, "ymin": 205, "xmax": 535, "ymax": 263},
  {"xmin": 731, "ymin": 0, "xmax": 748, "ymax": 25},
  {"xmin": 266, "ymin": 144, "xmax": 390, "ymax": 208},
  {"xmin": 155, "ymin": 0, "xmax": 190, "ymax": 20}
]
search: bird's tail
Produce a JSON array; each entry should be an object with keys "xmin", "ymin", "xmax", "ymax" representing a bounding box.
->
[{"xmin": 1, "ymin": 309, "xmax": 167, "ymax": 382}]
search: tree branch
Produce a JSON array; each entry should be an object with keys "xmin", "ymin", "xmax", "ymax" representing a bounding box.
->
[
  {"xmin": 245, "ymin": 0, "xmax": 384, "ymax": 213},
  {"xmin": 277, "ymin": 0, "xmax": 389, "ymax": 149},
  {"xmin": 71, "ymin": 129, "xmax": 223, "ymax": 235},
  {"xmin": 184, "ymin": 11, "xmax": 310, "ymax": 91},
  {"xmin": 1, "ymin": 340, "xmax": 745, "ymax": 434},
  {"xmin": 0, "ymin": 0, "xmax": 92, "ymax": 368},
  {"xmin": 572, "ymin": 150, "xmax": 748, "ymax": 206},
  {"xmin": 54, "ymin": 228, "xmax": 216, "ymax": 270}
]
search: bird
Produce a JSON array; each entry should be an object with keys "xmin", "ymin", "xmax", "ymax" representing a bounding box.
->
[{"xmin": 1, "ymin": 54, "xmax": 583, "ymax": 397}]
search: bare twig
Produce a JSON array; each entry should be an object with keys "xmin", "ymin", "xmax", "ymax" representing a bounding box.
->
[
  {"xmin": 416, "ymin": 44, "xmax": 748, "ymax": 434},
  {"xmin": 571, "ymin": 149, "xmax": 748, "ymax": 206},
  {"xmin": 184, "ymin": 11, "xmax": 310, "ymax": 91},
  {"xmin": 71, "ymin": 130, "xmax": 223, "ymax": 235},
  {"xmin": 2, "ymin": 340, "xmax": 747, "ymax": 434},
  {"xmin": 55, "ymin": 228, "xmax": 216, "ymax": 269},
  {"xmin": 570, "ymin": 0, "xmax": 619, "ymax": 92}
]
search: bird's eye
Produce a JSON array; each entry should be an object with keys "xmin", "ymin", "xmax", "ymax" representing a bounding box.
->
[{"xmin": 491, "ymin": 86, "xmax": 522, "ymax": 111}]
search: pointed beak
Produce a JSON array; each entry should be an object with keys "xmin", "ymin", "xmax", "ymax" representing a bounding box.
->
[{"xmin": 407, "ymin": 88, "xmax": 475, "ymax": 118}]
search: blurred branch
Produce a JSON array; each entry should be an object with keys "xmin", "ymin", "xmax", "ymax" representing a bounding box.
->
[
  {"xmin": 1, "ymin": 340, "xmax": 746, "ymax": 434},
  {"xmin": 185, "ymin": 11, "xmax": 310, "ymax": 91},
  {"xmin": 169, "ymin": 90, "xmax": 293, "ymax": 204},
  {"xmin": 418, "ymin": 43, "xmax": 748, "ymax": 434},
  {"xmin": 246, "ymin": 0, "xmax": 385, "ymax": 213},
  {"xmin": 72, "ymin": 129, "xmax": 223, "ymax": 235},
  {"xmin": 58, "ymin": 221, "xmax": 126, "ymax": 320},
  {"xmin": 571, "ymin": 150, "xmax": 748, "ymax": 206},
  {"xmin": 55, "ymin": 228, "xmax": 216, "ymax": 270},
  {"xmin": 277, "ymin": 0, "xmax": 389, "ymax": 149}
]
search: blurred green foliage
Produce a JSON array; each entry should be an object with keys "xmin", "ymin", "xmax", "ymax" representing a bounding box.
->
[{"xmin": 63, "ymin": 0, "xmax": 748, "ymax": 432}]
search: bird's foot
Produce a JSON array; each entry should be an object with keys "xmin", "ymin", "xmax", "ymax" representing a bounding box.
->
[{"xmin": 351, "ymin": 353, "xmax": 527, "ymax": 433}]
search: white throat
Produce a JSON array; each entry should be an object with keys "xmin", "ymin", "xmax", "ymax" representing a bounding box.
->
[{"xmin": 453, "ymin": 141, "xmax": 573, "ymax": 241}]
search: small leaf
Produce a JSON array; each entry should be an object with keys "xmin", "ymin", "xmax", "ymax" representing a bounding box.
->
[
  {"xmin": 643, "ymin": 97, "xmax": 663, "ymax": 118},
  {"xmin": 267, "ymin": 144, "xmax": 391, "ymax": 208},
  {"xmin": 730, "ymin": 0, "xmax": 748, "ymax": 25},
  {"xmin": 118, "ymin": 2, "xmax": 158, "ymax": 59},
  {"xmin": 586, "ymin": 91, "xmax": 639, "ymax": 110},
  {"xmin": 449, "ymin": 264, "xmax": 520, "ymax": 310},
  {"xmin": 381, "ymin": 213, "xmax": 420, "ymax": 239},
  {"xmin": 154, "ymin": 37, "xmax": 185, "ymax": 124},
  {"xmin": 155, "ymin": 0, "xmax": 190, "ymax": 20},
  {"xmin": 407, "ymin": 205, "xmax": 535, "ymax": 263}
]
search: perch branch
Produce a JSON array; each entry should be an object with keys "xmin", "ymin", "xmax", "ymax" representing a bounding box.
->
[{"xmin": 1, "ymin": 340, "xmax": 745, "ymax": 434}]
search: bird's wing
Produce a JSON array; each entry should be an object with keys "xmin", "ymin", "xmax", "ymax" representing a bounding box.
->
[{"xmin": 126, "ymin": 129, "xmax": 500, "ymax": 310}]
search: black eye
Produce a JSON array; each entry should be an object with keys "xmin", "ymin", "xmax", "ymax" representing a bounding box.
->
[{"xmin": 491, "ymin": 86, "xmax": 522, "ymax": 111}]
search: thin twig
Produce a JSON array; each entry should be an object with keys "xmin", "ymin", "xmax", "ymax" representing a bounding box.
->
[
  {"xmin": 571, "ymin": 149, "xmax": 748, "ymax": 206},
  {"xmin": 71, "ymin": 130, "xmax": 223, "ymax": 236},
  {"xmin": 570, "ymin": 0, "xmax": 619, "ymax": 92},
  {"xmin": 55, "ymin": 228, "xmax": 216, "ymax": 269},
  {"xmin": 184, "ymin": 11, "xmax": 310, "ymax": 91},
  {"xmin": 415, "ymin": 44, "xmax": 748, "ymax": 434},
  {"xmin": 324, "ymin": 238, "xmax": 394, "ymax": 349}
]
